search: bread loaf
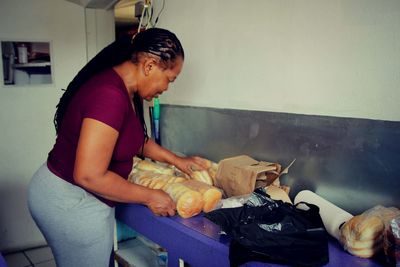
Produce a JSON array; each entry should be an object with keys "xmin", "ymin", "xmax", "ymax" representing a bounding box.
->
[
  {"xmin": 189, "ymin": 159, "xmax": 219, "ymax": 186},
  {"xmin": 182, "ymin": 180, "xmax": 222, "ymax": 212},
  {"xmin": 339, "ymin": 215, "xmax": 385, "ymax": 258},
  {"xmin": 203, "ymin": 159, "xmax": 213, "ymax": 169},
  {"xmin": 191, "ymin": 170, "xmax": 213, "ymax": 185},
  {"xmin": 346, "ymin": 242, "xmax": 383, "ymax": 258},
  {"xmin": 164, "ymin": 183, "xmax": 204, "ymax": 218},
  {"xmin": 129, "ymin": 157, "xmax": 219, "ymax": 218},
  {"xmin": 129, "ymin": 170, "xmax": 186, "ymax": 190},
  {"xmin": 208, "ymin": 162, "xmax": 219, "ymax": 185},
  {"xmin": 133, "ymin": 158, "xmax": 175, "ymax": 175}
]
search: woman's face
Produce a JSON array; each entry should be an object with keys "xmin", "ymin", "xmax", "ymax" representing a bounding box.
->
[{"xmin": 140, "ymin": 57, "xmax": 184, "ymax": 101}]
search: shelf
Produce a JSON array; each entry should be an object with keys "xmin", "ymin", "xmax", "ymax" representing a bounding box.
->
[
  {"xmin": 12, "ymin": 62, "xmax": 51, "ymax": 75},
  {"xmin": 13, "ymin": 62, "xmax": 51, "ymax": 68}
]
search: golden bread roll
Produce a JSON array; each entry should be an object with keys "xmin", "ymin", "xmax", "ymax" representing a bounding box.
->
[
  {"xmin": 152, "ymin": 180, "xmax": 167, "ymax": 189},
  {"xmin": 130, "ymin": 170, "xmax": 187, "ymax": 189},
  {"xmin": 164, "ymin": 183, "xmax": 204, "ymax": 218},
  {"xmin": 203, "ymin": 159, "xmax": 213, "ymax": 169},
  {"xmin": 343, "ymin": 215, "xmax": 384, "ymax": 241},
  {"xmin": 148, "ymin": 176, "xmax": 163, "ymax": 188},
  {"xmin": 134, "ymin": 159, "xmax": 175, "ymax": 175},
  {"xmin": 182, "ymin": 180, "xmax": 222, "ymax": 212},
  {"xmin": 171, "ymin": 176, "xmax": 187, "ymax": 183},
  {"xmin": 208, "ymin": 168, "xmax": 217, "ymax": 181},
  {"xmin": 346, "ymin": 241, "xmax": 383, "ymax": 258},
  {"xmin": 129, "ymin": 170, "xmax": 158, "ymax": 185},
  {"xmin": 133, "ymin": 172, "xmax": 157, "ymax": 187},
  {"xmin": 208, "ymin": 163, "xmax": 219, "ymax": 185},
  {"xmin": 149, "ymin": 175, "xmax": 171, "ymax": 189},
  {"xmin": 211, "ymin": 162, "xmax": 219, "ymax": 170},
  {"xmin": 177, "ymin": 191, "xmax": 204, "ymax": 218},
  {"xmin": 339, "ymin": 214, "xmax": 385, "ymax": 258},
  {"xmin": 140, "ymin": 177, "xmax": 154, "ymax": 187},
  {"xmin": 197, "ymin": 159, "xmax": 218, "ymax": 171},
  {"xmin": 128, "ymin": 157, "xmax": 223, "ymax": 218},
  {"xmin": 191, "ymin": 170, "xmax": 213, "ymax": 185},
  {"xmin": 348, "ymin": 236, "xmax": 383, "ymax": 250}
]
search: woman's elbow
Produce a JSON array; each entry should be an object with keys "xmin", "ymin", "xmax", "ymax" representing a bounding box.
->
[{"xmin": 73, "ymin": 170, "xmax": 95, "ymax": 188}]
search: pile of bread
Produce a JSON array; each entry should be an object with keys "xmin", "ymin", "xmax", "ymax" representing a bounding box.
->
[
  {"xmin": 339, "ymin": 205, "xmax": 400, "ymax": 259},
  {"xmin": 128, "ymin": 157, "xmax": 400, "ymax": 264},
  {"xmin": 128, "ymin": 157, "xmax": 293, "ymax": 218},
  {"xmin": 128, "ymin": 158, "xmax": 222, "ymax": 218}
]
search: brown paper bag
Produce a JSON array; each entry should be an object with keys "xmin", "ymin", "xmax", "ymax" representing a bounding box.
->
[{"xmin": 216, "ymin": 155, "xmax": 292, "ymax": 197}]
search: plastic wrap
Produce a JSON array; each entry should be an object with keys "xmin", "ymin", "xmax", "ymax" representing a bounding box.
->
[
  {"xmin": 384, "ymin": 216, "xmax": 400, "ymax": 266},
  {"xmin": 339, "ymin": 205, "xmax": 400, "ymax": 259},
  {"xmin": 130, "ymin": 170, "xmax": 186, "ymax": 190},
  {"xmin": 133, "ymin": 157, "xmax": 175, "ymax": 175},
  {"xmin": 181, "ymin": 180, "xmax": 222, "ymax": 212},
  {"xmin": 128, "ymin": 157, "xmax": 221, "ymax": 218},
  {"xmin": 164, "ymin": 182, "xmax": 203, "ymax": 218},
  {"xmin": 190, "ymin": 170, "xmax": 213, "ymax": 185},
  {"xmin": 189, "ymin": 159, "xmax": 218, "ymax": 186}
]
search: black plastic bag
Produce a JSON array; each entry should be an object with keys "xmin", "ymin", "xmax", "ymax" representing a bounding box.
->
[{"xmin": 205, "ymin": 189, "xmax": 329, "ymax": 267}]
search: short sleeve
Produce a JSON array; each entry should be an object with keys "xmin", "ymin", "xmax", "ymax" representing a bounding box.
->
[{"xmin": 82, "ymin": 86, "xmax": 128, "ymax": 131}]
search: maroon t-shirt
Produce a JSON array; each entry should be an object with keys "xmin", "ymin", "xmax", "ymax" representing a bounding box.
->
[{"xmin": 47, "ymin": 69, "xmax": 144, "ymax": 206}]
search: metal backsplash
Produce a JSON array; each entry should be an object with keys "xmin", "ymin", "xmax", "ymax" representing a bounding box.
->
[{"xmin": 159, "ymin": 104, "xmax": 400, "ymax": 215}]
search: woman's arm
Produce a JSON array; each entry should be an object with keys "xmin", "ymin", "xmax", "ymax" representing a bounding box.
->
[
  {"xmin": 142, "ymin": 139, "xmax": 209, "ymax": 175},
  {"xmin": 73, "ymin": 118, "xmax": 175, "ymax": 216}
]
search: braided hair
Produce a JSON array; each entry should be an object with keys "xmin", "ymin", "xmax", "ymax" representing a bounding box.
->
[{"xmin": 53, "ymin": 28, "xmax": 184, "ymax": 143}]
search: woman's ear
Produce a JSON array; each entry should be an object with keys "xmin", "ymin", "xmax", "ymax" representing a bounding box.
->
[{"xmin": 143, "ymin": 58, "xmax": 157, "ymax": 76}]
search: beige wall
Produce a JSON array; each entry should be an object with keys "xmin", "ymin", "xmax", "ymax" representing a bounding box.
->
[
  {"xmin": 158, "ymin": 0, "xmax": 400, "ymax": 122},
  {"xmin": 0, "ymin": 0, "xmax": 115, "ymax": 251}
]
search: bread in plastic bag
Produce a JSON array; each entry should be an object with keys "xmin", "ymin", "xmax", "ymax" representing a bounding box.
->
[
  {"xmin": 339, "ymin": 205, "xmax": 400, "ymax": 258},
  {"xmin": 181, "ymin": 179, "xmax": 222, "ymax": 212}
]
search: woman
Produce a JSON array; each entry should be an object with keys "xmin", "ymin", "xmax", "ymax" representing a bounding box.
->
[{"xmin": 28, "ymin": 28, "xmax": 208, "ymax": 267}]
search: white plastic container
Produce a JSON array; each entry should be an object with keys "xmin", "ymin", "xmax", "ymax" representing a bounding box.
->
[{"xmin": 18, "ymin": 44, "xmax": 28, "ymax": 64}]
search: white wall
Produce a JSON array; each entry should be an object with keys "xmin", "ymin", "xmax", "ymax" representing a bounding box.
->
[
  {"xmin": 0, "ymin": 0, "xmax": 115, "ymax": 252},
  {"xmin": 1, "ymin": 0, "xmax": 399, "ymax": 253},
  {"xmin": 158, "ymin": 0, "xmax": 400, "ymax": 122}
]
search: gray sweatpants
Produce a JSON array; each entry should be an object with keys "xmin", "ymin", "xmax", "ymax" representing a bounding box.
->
[{"xmin": 28, "ymin": 163, "xmax": 115, "ymax": 267}]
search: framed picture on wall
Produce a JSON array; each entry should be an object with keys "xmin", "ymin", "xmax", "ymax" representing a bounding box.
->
[{"xmin": 1, "ymin": 41, "xmax": 52, "ymax": 86}]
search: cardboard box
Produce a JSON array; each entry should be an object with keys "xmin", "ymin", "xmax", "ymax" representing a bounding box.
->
[{"xmin": 215, "ymin": 155, "xmax": 294, "ymax": 197}]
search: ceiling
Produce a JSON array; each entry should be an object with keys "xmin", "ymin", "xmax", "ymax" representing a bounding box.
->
[
  {"xmin": 65, "ymin": 0, "xmax": 119, "ymax": 9},
  {"xmin": 65, "ymin": 0, "xmax": 140, "ymax": 25}
]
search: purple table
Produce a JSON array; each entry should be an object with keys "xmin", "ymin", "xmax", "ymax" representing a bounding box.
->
[
  {"xmin": 116, "ymin": 204, "xmax": 386, "ymax": 267},
  {"xmin": 0, "ymin": 253, "xmax": 7, "ymax": 267}
]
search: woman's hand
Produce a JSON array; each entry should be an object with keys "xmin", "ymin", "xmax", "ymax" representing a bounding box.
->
[
  {"xmin": 146, "ymin": 189, "xmax": 176, "ymax": 216},
  {"xmin": 141, "ymin": 139, "xmax": 211, "ymax": 176},
  {"xmin": 173, "ymin": 156, "xmax": 211, "ymax": 176}
]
